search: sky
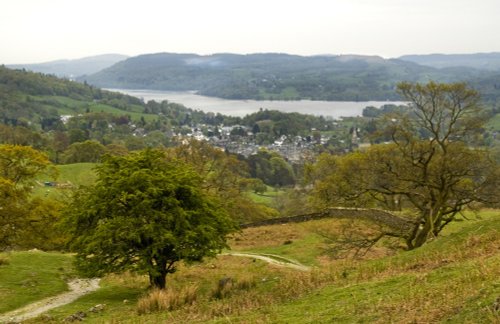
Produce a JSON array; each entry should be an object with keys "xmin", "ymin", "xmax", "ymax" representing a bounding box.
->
[{"xmin": 1, "ymin": 0, "xmax": 499, "ymax": 64}]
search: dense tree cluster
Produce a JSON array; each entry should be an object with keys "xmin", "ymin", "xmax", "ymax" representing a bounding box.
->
[
  {"xmin": 241, "ymin": 109, "xmax": 332, "ymax": 137},
  {"xmin": 247, "ymin": 149, "xmax": 296, "ymax": 187},
  {"xmin": 0, "ymin": 144, "xmax": 61, "ymax": 250}
]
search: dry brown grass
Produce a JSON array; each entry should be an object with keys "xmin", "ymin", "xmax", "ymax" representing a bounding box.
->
[
  {"xmin": 210, "ymin": 275, "xmax": 257, "ymax": 300},
  {"xmin": 110, "ymin": 212, "xmax": 499, "ymax": 323},
  {"xmin": 230, "ymin": 218, "xmax": 399, "ymax": 267},
  {"xmin": 105, "ymin": 271, "xmax": 149, "ymax": 289},
  {"xmin": 369, "ymin": 256, "xmax": 500, "ymax": 324},
  {"xmin": 0, "ymin": 256, "xmax": 9, "ymax": 266},
  {"xmin": 136, "ymin": 285, "xmax": 198, "ymax": 314},
  {"xmin": 229, "ymin": 223, "xmax": 307, "ymax": 250}
]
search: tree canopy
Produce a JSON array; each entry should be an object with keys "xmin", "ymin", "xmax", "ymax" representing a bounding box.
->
[
  {"xmin": 0, "ymin": 144, "xmax": 55, "ymax": 249},
  {"xmin": 247, "ymin": 149, "xmax": 296, "ymax": 187},
  {"xmin": 65, "ymin": 149, "xmax": 236, "ymax": 289},
  {"xmin": 308, "ymin": 82, "xmax": 500, "ymax": 250}
]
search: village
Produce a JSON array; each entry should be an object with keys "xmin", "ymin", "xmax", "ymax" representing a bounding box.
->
[{"xmin": 163, "ymin": 122, "xmax": 363, "ymax": 162}]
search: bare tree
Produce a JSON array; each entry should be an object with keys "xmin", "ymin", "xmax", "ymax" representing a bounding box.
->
[{"xmin": 308, "ymin": 82, "xmax": 500, "ymax": 250}]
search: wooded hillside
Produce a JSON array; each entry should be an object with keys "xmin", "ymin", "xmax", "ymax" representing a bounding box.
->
[{"xmin": 81, "ymin": 52, "xmax": 500, "ymax": 102}]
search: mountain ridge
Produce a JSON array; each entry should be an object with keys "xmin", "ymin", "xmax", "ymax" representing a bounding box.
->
[
  {"xmin": 80, "ymin": 52, "xmax": 499, "ymax": 101},
  {"xmin": 398, "ymin": 52, "xmax": 500, "ymax": 71},
  {"xmin": 8, "ymin": 54, "xmax": 128, "ymax": 78},
  {"xmin": 8, "ymin": 52, "xmax": 500, "ymax": 102}
]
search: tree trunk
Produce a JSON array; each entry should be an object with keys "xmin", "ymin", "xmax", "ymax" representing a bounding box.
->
[
  {"xmin": 411, "ymin": 212, "xmax": 435, "ymax": 249},
  {"xmin": 413, "ymin": 226, "xmax": 431, "ymax": 248},
  {"xmin": 149, "ymin": 271, "xmax": 167, "ymax": 289},
  {"xmin": 148, "ymin": 257, "xmax": 169, "ymax": 289}
]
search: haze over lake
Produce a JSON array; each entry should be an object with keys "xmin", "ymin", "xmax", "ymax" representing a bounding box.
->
[{"xmin": 111, "ymin": 89, "xmax": 405, "ymax": 119}]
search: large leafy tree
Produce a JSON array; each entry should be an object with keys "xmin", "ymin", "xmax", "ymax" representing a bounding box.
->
[
  {"xmin": 66, "ymin": 149, "xmax": 236, "ymax": 289},
  {"xmin": 308, "ymin": 82, "xmax": 499, "ymax": 249},
  {"xmin": 247, "ymin": 149, "xmax": 296, "ymax": 187},
  {"xmin": 0, "ymin": 144, "xmax": 55, "ymax": 249},
  {"xmin": 62, "ymin": 140, "xmax": 106, "ymax": 163}
]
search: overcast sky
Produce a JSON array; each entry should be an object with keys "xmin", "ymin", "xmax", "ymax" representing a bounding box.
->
[{"xmin": 1, "ymin": 0, "xmax": 499, "ymax": 64}]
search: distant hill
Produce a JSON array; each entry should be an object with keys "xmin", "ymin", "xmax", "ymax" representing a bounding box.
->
[
  {"xmin": 399, "ymin": 52, "xmax": 500, "ymax": 71},
  {"xmin": 80, "ymin": 52, "xmax": 494, "ymax": 101},
  {"xmin": 0, "ymin": 66, "xmax": 238, "ymax": 133},
  {"xmin": 0, "ymin": 65, "xmax": 147, "ymax": 129},
  {"xmin": 8, "ymin": 54, "xmax": 128, "ymax": 78}
]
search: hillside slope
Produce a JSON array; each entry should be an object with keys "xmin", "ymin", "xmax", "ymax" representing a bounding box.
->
[
  {"xmin": 1, "ymin": 210, "xmax": 497, "ymax": 323},
  {"xmin": 234, "ymin": 212, "xmax": 500, "ymax": 323},
  {"xmin": 8, "ymin": 54, "xmax": 128, "ymax": 78},
  {"xmin": 399, "ymin": 52, "xmax": 500, "ymax": 71},
  {"xmin": 81, "ymin": 52, "xmax": 499, "ymax": 101},
  {"xmin": 0, "ymin": 66, "xmax": 158, "ymax": 130}
]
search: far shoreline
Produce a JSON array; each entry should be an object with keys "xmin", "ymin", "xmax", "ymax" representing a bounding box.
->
[{"xmin": 109, "ymin": 88, "xmax": 407, "ymax": 119}]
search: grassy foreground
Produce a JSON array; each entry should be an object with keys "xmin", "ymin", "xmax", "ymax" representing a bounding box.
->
[
  {"xmin": 0, "ymin": 210, "xmax": 498, "ymax": 323},
  {"xmin": 0, "ymin": 251, "xmax": 75, "ymax": 313}
]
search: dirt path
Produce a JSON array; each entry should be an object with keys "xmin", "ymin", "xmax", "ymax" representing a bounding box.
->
[
  {"xmin": 0, "ymin": 278, "xmax": 100, "ymax": 323},
  {"xmin": 221, "ymin": 252, "xmax": 311, "ymax": 271},
  {"xmin": 0, "ymin": 253, "xmax": 305, "ymax": 322}
]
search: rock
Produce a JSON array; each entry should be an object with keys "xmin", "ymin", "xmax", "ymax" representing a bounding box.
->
[
  {"xmin": 492, "ymin": 296, "xmax": 500, "ymax": 312},
  {"xmin": 40, "ymin": 314, "xmax": 54, "ymax": 321},
  {"xmin": 218, "ymin": 277, "xmax": 233, "ymax": 289},
  {"xmin": 63, "ymin": 311, "xmax": 86, "ymax": 322},
  {"xmin": 89, "ymin": 304, "xmax": 106, "ymax": 313}
]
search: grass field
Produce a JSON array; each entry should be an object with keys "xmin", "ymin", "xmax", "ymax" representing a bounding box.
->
[
  {"xmin": 0, "ymin": 210, "xmax": 498, "ymax": 323},
  {"xmin": 244, "ymin": 210, "xmax": 500, "ymax": 323},
  {"xmin": 55, "ymin": 163, "xmax": 97, "ymax": 186},
  {"xmin": 0, "ymin": 251, "xmax": 75, "ymax": 313},
  {"xmin": 34, "ymin": 163, "xmax": 96, "ymax": 198},
  {"xmin": 247, "ymin": 186, "xmax": 285, "ymax": 207},
  {"xmin": 35, "ymin": 95, "xmax": 158, "ymax": 122}
]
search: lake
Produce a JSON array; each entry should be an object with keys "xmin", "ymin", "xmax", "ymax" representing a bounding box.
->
[{"xmin": 110, "ymin": 89, "xmax": 405, "ymax": 119}]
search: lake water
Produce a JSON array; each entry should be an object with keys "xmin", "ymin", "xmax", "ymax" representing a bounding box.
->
[{"xmin": 111, "ymin": 89, "xmax": 405, "ymax": 119}]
